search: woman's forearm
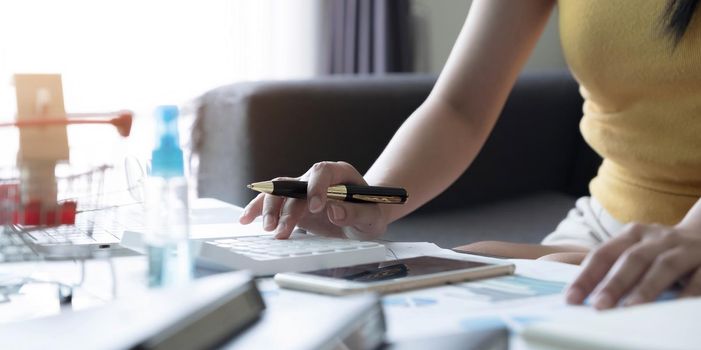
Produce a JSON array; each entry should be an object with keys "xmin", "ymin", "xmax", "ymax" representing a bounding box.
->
[
  {"xmin": 364, "ymin": 0, "xmax": 556, "ymax": 224},
  {"xmin": 364, "ymin": 98, "xmax": 494, "ymax": 223}
]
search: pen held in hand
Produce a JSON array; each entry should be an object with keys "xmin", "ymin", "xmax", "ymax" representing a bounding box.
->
[{"xmin": 247, "ymin": 180, "xmax": 408, "ymax": 204}]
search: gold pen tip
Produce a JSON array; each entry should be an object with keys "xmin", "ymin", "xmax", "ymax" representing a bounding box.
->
[{"xmin": 247, "ymin": 181, "xmax": 273, "ymax": 193}]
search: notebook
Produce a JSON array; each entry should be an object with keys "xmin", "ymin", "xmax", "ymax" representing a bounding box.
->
[{"xmin": 520, "ymin": 298, "xmax": 701, "ymax": 350}]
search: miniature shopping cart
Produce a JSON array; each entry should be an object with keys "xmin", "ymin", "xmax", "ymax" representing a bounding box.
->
[{"xmin": 0, "ymin": 110, "xmax": 134, "ymax": 262}]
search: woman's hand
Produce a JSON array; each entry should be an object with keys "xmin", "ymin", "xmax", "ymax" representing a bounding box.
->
[
  {"xmin": 238, "ymin": 161, "xmax": 389, "ymax": 240},
  {"xmin": 566, "ymin": 222, "xmax": 701, "ymax": 310}
]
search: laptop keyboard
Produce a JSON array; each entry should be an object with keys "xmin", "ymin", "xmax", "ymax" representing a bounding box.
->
[
  {"xmin": 198, "ymin": 233, "xmax": 386, "ymax": 276},
  {"xmin": 28, "ymin": 217, "xmax": 122, "ymax": 245},
  {"xmin": 0, "ymin": 204, "xmax": 145, "ymax": 262},
  {"xmin": 0, "ymin": 229, "xmax": 41, "ymax": 262}
]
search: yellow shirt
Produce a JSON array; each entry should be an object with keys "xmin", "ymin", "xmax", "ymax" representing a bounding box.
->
[{"xmin": 558, "ymin": 0, "xmax": 701, "ymax": 225}]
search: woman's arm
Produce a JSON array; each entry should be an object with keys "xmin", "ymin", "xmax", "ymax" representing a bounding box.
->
[
  {"xmin": 240, "ymin": 0, "xmax": 557, "ymax": 239},
  {"xmin": 567, "ymin": 197, "xmax": 701, "ymax": 309},
  {"xmin": 366, "ymin": 0, "xmax": 556, "ymax": 223}
]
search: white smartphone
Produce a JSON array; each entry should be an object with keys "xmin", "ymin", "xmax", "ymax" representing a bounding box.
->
[{"xmin": 274, "ymin": 255, "xmax": 515, "ymax": 296}]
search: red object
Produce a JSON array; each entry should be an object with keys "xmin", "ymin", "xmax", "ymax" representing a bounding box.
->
[
  {"xmin": 0, "ymin": 182, "xmax": 76, "ymax": 226},
  {"xmin": 5, "ymin": 200, "xmax": 77, "ymax": 226},
  {"xmin": 59, "ymin": 201, "xmax": 77, "ymax": 224}
]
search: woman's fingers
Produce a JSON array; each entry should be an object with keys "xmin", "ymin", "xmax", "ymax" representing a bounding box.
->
[
  {"xmin": 242, "ymin": 176, "xmax": 298, "ymax": 231},
  {"xmin": 261, "ymin": 193, "xmax": 285, "ymax": 231},
  {"xmin": 238, "ymin": 162, "xmax": 388, "ymax": 239},
  {"xmin": 274, "ymin": 198, "xmax": 308, "ymax": 239},
  {"xmin": 566, "ymin": 223, "xmax": 646, "ymax": 305},
  {"xmin": 239, "ymin": 176, "xmax": 299, "ymax": 225},
  {"xmin": 326, "ymin": 201, "xmax": 386, "ymax": 240},
  {"xmin": 568, "ymin": 222, "xmax": 701, "ymax": 310},
  {"xmin": 306, "ymin": 161, "xmax": 366, "ymax": 213},
  {"xmin": 588, "ymin": 233, "xmax": 676, "ymax": 309},
  {"xmin": 625, "ymin": 246, "xmax": 701, "ymax": 305},
  {"xmin": 239, "ymin": 193, "xmax": 265, "ymax": 224}
]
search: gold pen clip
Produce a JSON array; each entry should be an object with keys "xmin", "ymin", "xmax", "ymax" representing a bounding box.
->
[
  {"xmin": 327, "ymin": 185, "xmax": 348, "ymax": 200},
  {"xmin": 351, "ymin": 194, "xmax": 403, "ymax": 204}
]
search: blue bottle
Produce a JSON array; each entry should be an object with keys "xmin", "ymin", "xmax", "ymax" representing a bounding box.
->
[{"xmin": 144, "ymin": 105, "xmax": 193, "ymax": 287}]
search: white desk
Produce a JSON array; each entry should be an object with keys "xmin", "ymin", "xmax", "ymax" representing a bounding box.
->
[{"xmin": 0, "ymin": 243, "xmax": 593, "ymax": 350}]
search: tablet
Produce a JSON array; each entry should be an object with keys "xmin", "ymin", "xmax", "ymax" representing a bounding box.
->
[{"xmin": 274, "ymin": 255, "xmax": 515, "ymax": 295}]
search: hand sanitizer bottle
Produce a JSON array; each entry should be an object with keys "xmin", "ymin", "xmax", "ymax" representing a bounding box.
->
[{"xmin": 144, "ymin": 105, "xmax": 192, "ymax": 287}]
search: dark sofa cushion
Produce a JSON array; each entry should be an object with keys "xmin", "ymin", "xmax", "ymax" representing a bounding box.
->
[{"xmin": 385, "ymin": 191, "xmax": 575, "ymax": 247}]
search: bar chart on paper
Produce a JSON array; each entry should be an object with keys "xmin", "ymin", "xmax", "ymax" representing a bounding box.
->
[
  {"xmin": 382, "ymin": 275, "xmax": 566, "ymax": 311},
  {"xmin": 379, "ymin": 257, "xmax": 585, "ymax": 342},
  {"xmin": 450, "ymin": 275, "xmax": 566, "ymax": 302},
  {"xmin": 381, "ymin": 275, "xmax": 570, "ymax": 341}
]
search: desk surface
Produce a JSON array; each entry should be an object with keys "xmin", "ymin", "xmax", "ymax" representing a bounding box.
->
[{"xmin": 0, "ymin": 244, "xmax": 589, "ymax": 349}]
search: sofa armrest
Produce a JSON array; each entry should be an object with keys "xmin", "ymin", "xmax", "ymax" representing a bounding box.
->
[
  {"xmin": 193, "ymin": 74, "xmax": 434, "ymax": 207},
  {"xmin": 193, "ymin": 70, "xmax": 599, "ymax": 213}
]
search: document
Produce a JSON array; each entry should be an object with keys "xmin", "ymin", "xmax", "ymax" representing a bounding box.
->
[
  {"xmin": 264, "ymin": 240, "xmax": 593, "ymax": 344},
  {"xmin": 377, "ymin": 257, "xmax": 593, "ymax": 343}
]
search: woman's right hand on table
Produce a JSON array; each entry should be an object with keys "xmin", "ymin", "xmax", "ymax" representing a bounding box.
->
[{"xmin": 238, "ymin": 161, "xmax": 389, "ymax": 240}]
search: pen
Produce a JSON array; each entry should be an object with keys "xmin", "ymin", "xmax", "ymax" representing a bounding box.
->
[{"xmin": 247, "ymin": 180, "xmax": 408, "ymax": 204}]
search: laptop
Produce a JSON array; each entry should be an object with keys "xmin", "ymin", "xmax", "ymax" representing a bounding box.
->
[
  {"xmin": 1, "ymin": 198, "xmax": 251, "ymax": 262},
  {"xmin": 2, "ymin": 202, "xmax": 144, "ymax": 261}
]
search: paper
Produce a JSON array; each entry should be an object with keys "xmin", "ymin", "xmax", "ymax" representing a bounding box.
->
[
  {"xmin": 521, "ymin": 298, "xmax": 701, "ymax": 350},
  {"xmin": 508, "ymin": 258, "xmax": 582, "ymax": 284},
  {"xmin": 261, "ymin": 242, "xmax": 592, "ymax": 343},
  {"xmin": 378, "ymin": 241, "xmax": 447, "ymax": 260},
  {"xmin": 378, "ymin": 258, "xmax": 592, "ymax": 343},
  {"xmin": 332, "ymin": 241, "xmax": 591, "ymax": 342}
]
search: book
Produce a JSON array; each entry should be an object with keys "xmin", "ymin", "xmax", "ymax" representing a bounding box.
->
[
  {"xmin": 0, "ymin": 271, "xmax": 264, "ymax": 350},
  {"xmin": 226, "ymin": 279, "xmax": 386, "ymax": 350}
]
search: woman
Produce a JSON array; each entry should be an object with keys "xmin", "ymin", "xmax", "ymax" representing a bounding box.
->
[{"xmin": 239, "ymin": 0, "xmax": 701, "ymax": 310}]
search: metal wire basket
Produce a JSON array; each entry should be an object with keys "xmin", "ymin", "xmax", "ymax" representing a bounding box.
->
[
  {"xmin": 0, "ymin": 164, "xmax": 111, "ymax": 226},
  {"xmin": 0, "ymin": 111, "xmax": 133, "ymax": 261}
]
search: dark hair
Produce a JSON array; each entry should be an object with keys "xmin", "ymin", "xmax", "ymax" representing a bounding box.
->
[{"xmin": 663, "ymin": 0, "xmax": 700, "ymax": 44}]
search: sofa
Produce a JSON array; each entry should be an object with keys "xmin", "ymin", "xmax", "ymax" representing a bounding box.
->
[{"xmin": 193, "ymin": 70, "xmax": 601, "ymax": 248}]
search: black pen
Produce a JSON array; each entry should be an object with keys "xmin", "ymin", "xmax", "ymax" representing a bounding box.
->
[{"xmin": 247, "ymin": 180, "xmax": 408, "ymax": 204}]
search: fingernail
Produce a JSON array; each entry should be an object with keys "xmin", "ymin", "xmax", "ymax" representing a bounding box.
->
[
  {"xmin": 331, "ymin": 204, "xmax": 346, "ymax": 221},
  {"xmin": 309, "ymin": 196, "xmax": 322, "ymax": 213},
  {"xmin": 565, "ymin": 287, "xmax": 584, "ymax": 304},
  {"xmin": 264, "ymin": 215, "xmax": 274, "ymax": 230},
  {"xmin": 592, "ymin": 292, "xmax": 614, "ymax": 310},
  {"xmin": 275, "ymin": 221, "xmax": 287, "ymax": 236}
]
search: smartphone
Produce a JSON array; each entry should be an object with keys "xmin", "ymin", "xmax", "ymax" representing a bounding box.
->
[{"xmin": 274, "ymin": 255, "xmax": 515, "ymax": 295}]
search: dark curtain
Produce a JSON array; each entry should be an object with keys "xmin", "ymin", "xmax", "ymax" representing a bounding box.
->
[{"xmin": 328, "ymin": 0, "xmax": 413, "ymax": 74}]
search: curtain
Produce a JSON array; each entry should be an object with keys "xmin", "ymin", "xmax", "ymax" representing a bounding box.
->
[{"xmin": 328, "ymin": 0, "xmax": 413, "ymax": 74}]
